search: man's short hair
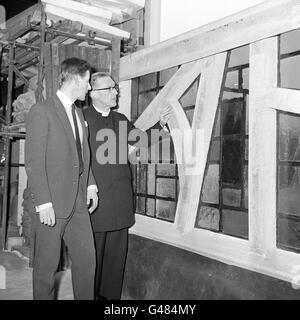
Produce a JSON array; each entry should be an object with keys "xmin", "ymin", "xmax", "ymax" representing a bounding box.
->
[
  {"xmin": 60, "ymin": 58, "xmax": 91, "ymax": 84},
  {"xmin": 90, "ymin": 72, "xmax": 112, "ymax": 88}
]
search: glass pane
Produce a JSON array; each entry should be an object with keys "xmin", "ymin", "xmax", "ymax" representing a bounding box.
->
[
  {"xmin": 280, "ymin": 55, "xmax": 300, "ymax": 90},
  {"xmin": 246, "ymin": 95, "xmax": 249, "ymax": 135},
  {"xmin": 225, "ymin": 71, "xmax": 239, "ymax": 89},
  {"xmin": 184, "ymin": 108, "xmax": 194, "ymax": 126},
  {"xmin": 245, "ymin": 138, "xmax": 248, "ymax": 161},
  {"xmin": 146, "ymin": 198, "xmax": 155, "ymax": 217},
  {"xmin": 156, "ymin": 178, "xmax": 176, "ymax": 198},
  {"xmin": 159, "ymin": 66, "xmax": 178, "ymax": 86},
  {"xmin": 278, "ymin": 113, "xmax": 300, "ymax": 162},
  {"xmin": 278, "ymin": 216, "xmax": 300, "ymax": 252},
  {"xmin": 222, "ymin": 209, "xmax": 248, "ymax": 238},
  {"xmin": 213, "ymin": 108, "xmax": 221, "ymax": 138},
  {"xmin": 243, "ymin": 165, "xmax": 248, "ymax": 209},
  {"xmin": 136, "ymin": 196, "xmax": 145, "ymax": 214},
  {"xmin": 147, "ymin": 164, "xmax": 156, "ymax": 195},
  {"xmin": 228, "ymin": 45, "xmax": 249, "ymax": 68},
  {"xmin": 179, "ymin": 77, "xmax": 200, "ymax": 108},
  {"xmin": 131, "ymin": 164, "xmax": 137, "ymax": 192},
  {"xmin": 222, "ymin": 91, "xmax": 243, "ymax": 100},
  {"xmin": 280, "ymin": 29, "xmax": 300, "ymax": 55},
  {"xmin": 136, "ymin": 164, "xmax": 147, "ymax": 194},
  {"xmin": 139, "ymin": 72, "xmax": 157, "ymax": 91},
  {"xmin": 278, "ymin": 165, "xmax": 300, "ymax": 216},
  {"xmin": 222, "ymin": 138, "xmax": 242, "ymax": 185},
  {"xmin": 156, "ymin": 199, "xmax": 176, "ymax": 222},
  {"xmin": 201, "ymin": 164, "xmax": 219, "ymax": 204},
  {"xmin": 222, "ymin": 188, "xmax": 241, "ymax": 207},
  {"xmin": 196, "ymin": 206, "xmax": 220, "ymax": 231},
  {"xmin": 209, "ymin": 140, "xmax": 220, "ymax": 162},
  {"xmin": 242, "ymin": 68, "xmax": 249, "ymax": 90},
  {"xmin": 138, "ymin": 91, "xmax": 157, "ymax": 115},
  {"xmin": 131, "ymin": 78, "xmax": 139, "ymax": 121},
  {"xmin": 222, "ymin": 100, "xmax": 243, "ymax": 135},
  {"xmin": 157, "ymin": 164, "xmax": 176, "ymax": 176}
]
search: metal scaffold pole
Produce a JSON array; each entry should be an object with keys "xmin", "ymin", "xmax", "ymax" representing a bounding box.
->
[{"xmin": 1, "ymin": 45, "xmax": 15, "ymax": 250}]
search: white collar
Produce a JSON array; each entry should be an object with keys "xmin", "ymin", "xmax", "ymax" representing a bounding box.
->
[
  {"xmin": 92, "ymin": 104, "xmax": 110, "ymax": 117},
  {"xmin": 56, "ymin": 90, "xmax": 73, "ymax": 110}
]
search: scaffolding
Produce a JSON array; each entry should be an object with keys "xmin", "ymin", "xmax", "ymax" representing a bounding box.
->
[{"xmin": 0, "ymin": 2, "xmax": 124, "ymax": 250}]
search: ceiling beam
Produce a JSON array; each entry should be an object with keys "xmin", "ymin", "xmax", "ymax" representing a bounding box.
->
[
  {"xmin": 44, "ymin": 3, "xmax": 130, "ymax": 39},
  {"xmin": 41, "ymin": 0, "xmax": 112, "ymax": 23}
]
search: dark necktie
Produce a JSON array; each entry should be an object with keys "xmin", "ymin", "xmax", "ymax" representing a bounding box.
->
[{"xmin": 71, "ymin": 104, "xmax": 83, "ymax": 175}]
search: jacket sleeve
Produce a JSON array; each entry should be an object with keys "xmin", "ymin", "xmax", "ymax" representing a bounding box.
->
[
  {"xmin": 25, "ymin": 104, "xmax": 52, "ymax": 206},
  {"xmin": 88, "ymin": 167, "xmax": 96, "ymax": 188},
  {"xmin": 127, "ymin": 116, "xmax": 163, "ymax": 147}
]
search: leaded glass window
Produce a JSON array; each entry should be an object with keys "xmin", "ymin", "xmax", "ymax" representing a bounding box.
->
[{"xmin": 195, "ymin": 46, "xmax": 249, "ymax": 239}]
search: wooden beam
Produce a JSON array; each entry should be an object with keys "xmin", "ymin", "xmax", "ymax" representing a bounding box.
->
[
  {"xmin": 175, "ymin": 53, "xmax": 227, "ymax": 233},
  {"xmin": 120, "ymin": 0, "xmax": 300, "ymax": 80},
  {"xmin": 44, "ymin": 3, "xmax": 130, "ymax": 39},
  {"xmin": 42, "ymin": 0, "xmax": 112, "ymax": 23},
  {"xmin": 249, "ymin": 38, "xmax": 278, "ymax": 255},
  {"xmin": 111, "ymin": 37, "xmax": 120, "ymax": 83},
  {"xmin": 5, "ymin": 4, "xmax": 41, "ymax": 41}
]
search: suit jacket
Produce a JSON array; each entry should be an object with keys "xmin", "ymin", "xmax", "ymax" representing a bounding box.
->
[
  {"xmin": 25, "ymin": 95, "xmax": 96, "ymax": 219},
  {"xmin": 84, "ymin": 106, "xmax": 162, "ymax": 232}
]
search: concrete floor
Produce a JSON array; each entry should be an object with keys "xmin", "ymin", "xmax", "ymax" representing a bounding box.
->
[{"xmin": 0, "ymin": 250, "xmax": 74, "ymax": 300}]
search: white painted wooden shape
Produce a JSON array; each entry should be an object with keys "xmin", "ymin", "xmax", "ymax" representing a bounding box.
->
[
  {"xmin": 249, "ymin": 38, "xmax": 279, "ymax": 255},
  {"xmin": 42, "ymin": 0, "xmax": 112, "ymax": 23},
  {"xmin": 44, "ymin": 3, "xmax": 130, "ymax": 39}
]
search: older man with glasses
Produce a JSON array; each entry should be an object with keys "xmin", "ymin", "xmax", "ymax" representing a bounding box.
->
[{"xmin": 84, "ymin": 72, "xmax": 170, "ymax": 300}]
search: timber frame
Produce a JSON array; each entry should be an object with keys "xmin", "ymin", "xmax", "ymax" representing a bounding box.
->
[
  {"xmin": 118, "ymin": 0, "xmax": 300, "ymax": 283},
  {"xmin": 0, "ymin": 2, "xmax": 123, "ymax": 250}
]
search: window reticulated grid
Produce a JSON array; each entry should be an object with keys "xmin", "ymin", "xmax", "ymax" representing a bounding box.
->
[
  {"xmin": 130, "ymin": 67, "xmax": 180, "ymax": 223},
  {"xmin": 195, "ymin": 46, "xmax": 249, "ymax": 239}
]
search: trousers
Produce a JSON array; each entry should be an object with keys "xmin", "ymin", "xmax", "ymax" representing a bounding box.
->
[{"xmin": 32, "ymin": 176, "xmax": 96, "ymax": 300}]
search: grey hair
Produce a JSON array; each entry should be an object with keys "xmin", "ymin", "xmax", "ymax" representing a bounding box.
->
[{"xmin": 91, "ymin": 72, "xmax": 112, "ymax": 87}]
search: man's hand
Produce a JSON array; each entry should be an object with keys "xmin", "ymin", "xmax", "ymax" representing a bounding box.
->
[
  {"xmin": 39, "ymin": 207, "xmax": 56, "ymax": 227},
  {"xmin": 87, "ymin": 188, "xmax": 98, "ymax": 214},
  {"xmin": 159, "ymin": 105, "xmax": 172, "ymax": 127}
]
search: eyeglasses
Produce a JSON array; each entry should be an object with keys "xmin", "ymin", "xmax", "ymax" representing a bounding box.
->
[{"xmin": 92, "ymin": 85, "xmax": 119, "ymax": 92}]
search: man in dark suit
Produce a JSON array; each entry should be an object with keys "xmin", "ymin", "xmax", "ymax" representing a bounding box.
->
[
  {"xmin": 84, "ymin": 72, "xmax": 170, "ymax": 300},
  {"xmin": 25, "ymin": 58, "xmax": 98, "ymax": 300}
]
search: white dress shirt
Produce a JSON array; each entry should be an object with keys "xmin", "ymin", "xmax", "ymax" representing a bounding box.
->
[{"xmin": 36, "ymin": 91, "xmax": 97, "ymax": 213}]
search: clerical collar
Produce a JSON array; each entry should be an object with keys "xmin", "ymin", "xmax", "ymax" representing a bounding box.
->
[{"xmin": 92, "ymin": 105, "xmax": 110, "ymax": 117}]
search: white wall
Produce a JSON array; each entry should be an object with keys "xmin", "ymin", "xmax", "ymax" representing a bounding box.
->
[{"xmin": 160, "ymin": 0, "xmax": 266, "ymax": 41}]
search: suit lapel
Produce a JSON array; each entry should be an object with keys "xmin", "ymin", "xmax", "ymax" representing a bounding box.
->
[
  {"xmin": 52, "ymin": 95, "xmax": 77, "ymax": 150},
  {"xmin": 76, "ymin": 106, "xmax": 89, "ymax": 163}
]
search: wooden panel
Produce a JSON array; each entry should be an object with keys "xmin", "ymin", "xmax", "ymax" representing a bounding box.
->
[
  {"xmin": 44, "ymin": 43, "xmax": 53, "ymax": 99},
  {"xmin": 5, "ymin": 4, "xmax": 41, "ymax": 41},
  {"xmin": 120, "ymin": 0, "xmax": 300, "ymax": 81},
  {"xmin": 43, "ymin": 43, "xmax": 111, "ymax": 97}
]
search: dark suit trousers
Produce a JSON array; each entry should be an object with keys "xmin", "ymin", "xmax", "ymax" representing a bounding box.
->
[
  {"xmin": 32, "ymin": 176, "xmax": 96, "ymax": 300},
  {"xmin": 94, "ymin": 228, "xmax": 128, "ymax": 299}
]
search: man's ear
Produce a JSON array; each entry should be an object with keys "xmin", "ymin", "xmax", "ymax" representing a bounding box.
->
[{"xmin": 74, "ymin": 75, "xmax": 81, "ymax": 87}]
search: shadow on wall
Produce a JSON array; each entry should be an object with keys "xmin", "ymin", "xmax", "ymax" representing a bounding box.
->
[{"xmin": 122, "ymin": 234, "xmax": 300, "ymax": 300}]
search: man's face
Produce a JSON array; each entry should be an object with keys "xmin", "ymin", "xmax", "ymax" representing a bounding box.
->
[
  {"xmin": 89, "ymin": 76, "xmax": 118, "ymax": 108},
  {"xmin": 76, "ymin": 71, "xmax": 91, "ymax": 101}
]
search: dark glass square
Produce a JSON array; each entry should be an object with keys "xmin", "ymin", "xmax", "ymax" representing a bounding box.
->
[
  {"xmin": 222, "ymin": 209, "xmax": 248, "ymax": 239},
  {"xmin": 278, "ymin": 165, "xmax": 300, "ymax": 216},
  {"xmin": 278, "ymin": 113, "xmax": 300, "ymax": 162},
  {"xmin": 277, "ymin": 216, "xmax": 300, "ymax": 252},
  {"xmin": 228, "ymin": 45, "xmax": 249, "ymax": 68},
  {"xmin": 139, "ymin": 72, "xmax": 157, "ymax": 92},
  {"xmin": 222, "ymin": 137, "xmax": 242, "ymax": 185},
  {"xmin": 222, "ymin": 100, "xmax": 243, "ymax": 135}
]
